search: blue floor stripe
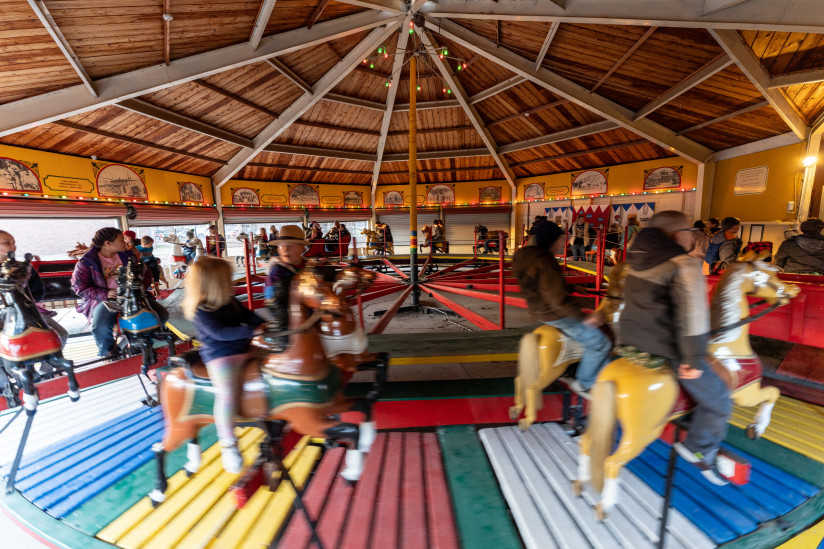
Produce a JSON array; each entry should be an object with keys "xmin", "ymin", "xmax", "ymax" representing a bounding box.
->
[
  {"xmin": 14, "ymin": 410, "xmax": 160, "ymax": 491},
  {"xmin": 627, "ymin": 438, "xmax": 817, "ymax": 545},
  {"xmin": 27, "ymin": 421, "xmax": 163, "ymax": 507}
]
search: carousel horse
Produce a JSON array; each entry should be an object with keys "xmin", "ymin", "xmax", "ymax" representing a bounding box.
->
[
  {"xmin": 360, "ymin": 229, "xmax": 383, "ymax": 256},
  {"xmin": 116, "ymin": 259, "xmax": 176, "ymax": 389},
  {"xmin": 420, "ymin": 225, "xmax": 447, "ymax": 254},
  {"xmin": 0, "ymin": 254, "xmax": 79, "ymax": 410},
  {"xmin": 149, "ymin": 264, "xmax": 375, "ymax": 505},
  {"xmin": 67, "ymin": 242, "xmax": 90, "ymax": 259},
  {"xmin": 510, "ymin": 263, "xmax": 628, "ymax": 430},
  {"xmin": 576, "ymin": 254, "xmax": 799, "ymax": 518},
  {"xmin": 162, "ymin": 234, "xmax": 188, "ymax": 276}
]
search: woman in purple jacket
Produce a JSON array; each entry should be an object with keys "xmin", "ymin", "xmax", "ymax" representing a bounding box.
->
[{"xmin": 71, "ymin": 227, "xmax": 168, "ymax": 357}]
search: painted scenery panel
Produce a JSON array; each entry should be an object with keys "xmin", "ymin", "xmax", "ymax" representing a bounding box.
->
[
  {"xmin": 0, "ymin": 158, "xmax": 41, "ymax": 193},
  {"xmin": 643, "ymin": 166, "xmax": 682, "ymax": 190},
  {"xmin": 289, "ymin": 184, "xmax": 320, "ymax": 207},
  {"xmin": 179, "ymin": 182, "xmax": 205, "ymax": 203},
  {"xmin": 232, "ymin": 187, "xmax": 260, "ymax": 205},
  {"xmin": 96, "ymin": 164, "xmax": 148, "ymax": 199},
  {"xmin": 479, "ymin": 186, "xmax": 502, "ymax": 202},
  {"xmin": 426, "ymin": 184, "xmax": 455, "ymax": 205},
  {"xmin": 384, "ymin": 190, "xmax": 403, "ymax": 206},
  {"xmin": 344, "ymin": 191, "xmax": 363, "ymax": 206},
  {"xmin": 571, "ymin": 170, "xmax": 607, "ymax": 196},
  {"xmin": 524, "ymin": 183, "xmax": 544, "ymax": 201}
]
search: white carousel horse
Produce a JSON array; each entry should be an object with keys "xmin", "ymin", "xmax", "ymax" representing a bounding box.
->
[
  {"xmin": 575, "ymin": 253, "xmax": 799, "ymax": 518},
  {"xmin": 162, "ymin": 234, "xmax": 188, "ymax": 286}
]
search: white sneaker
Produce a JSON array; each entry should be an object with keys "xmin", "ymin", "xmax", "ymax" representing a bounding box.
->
[
  {"xmin": 568, "ymin": 379, "xmax": 591, "ymax": 400},
  {"xmin": 673, "ymin": 442, "xmax": 729, "ymax": 486},
  {"xmin": 220, "ymin": 445, "xmax": 243, "ymax": 474}
]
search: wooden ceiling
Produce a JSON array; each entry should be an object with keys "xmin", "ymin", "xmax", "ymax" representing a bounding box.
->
[{"xmin": 1, "ymin": 0, "xmax": 823, "ymax": 188}]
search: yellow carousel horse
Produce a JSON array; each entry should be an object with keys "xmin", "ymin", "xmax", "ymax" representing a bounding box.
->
[
  {"xmin": 575, "ymin": 253, "xmax": 798, "ymax": 518},
  {"xmin": 509, "ymin": 263, "xmax": 628, "ymax": 430}
]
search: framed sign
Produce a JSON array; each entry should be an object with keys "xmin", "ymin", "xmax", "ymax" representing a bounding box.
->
[
  {"xmin": 479, "ymin": 186, "xmax": 502, "ymax": 202},
  {"xmin": 524, "ymin": 183, "xmax": 545, "ymax": 201},
  {"xmin": 344, "ymin": 191, "xmax": 363, "ymax": 206},
  {"xmin": 232, "ymin": 187, "xmax": 260, "ymax": 205},
  {"xmin": 734, "ymin": 166, "xmax": 768, "ymax": 195},
  {"xmin": 0, "ymin": 158, "xmax": 42, "ymax": 193},
  {"xmin": 95, "ymin": 163, "xmax": 148, "ymax": 199},
  {"xmin": 426, "ymin": 184, "xmax": 455, "ymax": 205},
  {"xmin": 383, "ymin": 190, "xmax": 403, "ymax": 206},
  {"xmin": 288, "ymin": 184, "xmax": 320, "ymax": 206},
  {"xmin": 178, "ymin": 182, "xmax": 205, "ymax": 203},
  {"xmin": 571, "ymin": 169, "xmax": 607, "ymax": 196},
  {"xmin": 643, "ymin": 166, "xmax": 682, "ymax": 190}
]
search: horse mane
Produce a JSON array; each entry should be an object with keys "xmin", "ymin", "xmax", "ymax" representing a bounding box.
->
[{"xmin": 710, "ymin": 261, "xmax": 750, "ymax": 335}]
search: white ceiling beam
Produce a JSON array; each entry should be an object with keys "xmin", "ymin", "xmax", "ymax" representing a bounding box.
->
[
  {"xmin": 634, "ymin": 54, "xmax": 732, "ymax": 121},
  {"xmin": 425, "ymin": 16, "xmax": 714, "ymax": 163},
  {"xmin": 250, "ymin": 0, "xmax": 278, "ymax": 49},
  {"xmin": 263, "ymin": 143, "xmax": 378, "ymax": 161},
  {"xmin": 703, "ymin": 0, "xmax": 750, "ymax": 15},
  {"xmin": 393, "ymin": 99, "xmax": 461, "ymax": 111},
  {"xmin": 383, "ymin": 148, "xmax": 490, "ymax": 162},
  {"xmin": 709, "ymin": 29, "xmax": 808, "ymax": 139},
  {"xmin": 468, "ymin": 76, "xmax": 526, "ymax": 104},
  {"xmin": 266, "ymin": 58, "xmax": 312, "ymax": 93},
  {"xmin": 332, "ymin": 0, "xmax": 406, "ymax": 14},
  {"xmin": 418, "ymin": 28, "xmax": 518, "ymax": 192},
  {"xmin": 116, "ymin": 99, "xmax": 253, "ymax": 148},
  {"xmin": 768, "ymin": 68, "xmax": 824, "ymax": 89},
  {"xmin": 324, "ymin": 93, "xmax": 386, "ymax": 111},
  {"xmin": 810, "ymin": 111, "xmax": 824, "ymax": 136},
  {"xmin": 372, "ymin": 16, "xmax": 411, "ymax": 202},
  {"xmin": 534, "ymin": 22, "xmax": 560, "ymax": 71},
  {"xmin": 212, "ymin": 21, "xmax": 402, "ymax": 187},
  {"xmin": 497, "ymin": 120, "xmax": 618, "ymax": 154},
  {"xmin": 677, "ymin": 100, "xmax": 769, "ymax": 135},
  {"xmin": 419, "ymin": 0, "xmax": 824, "ymax": 33},
  {"xmin": 25, "ymin": 0, "xmax": 96, "ymax": 97},
  {"xmin": 0, "ymin": 10, "xmax": 395, "ymax": 138}
]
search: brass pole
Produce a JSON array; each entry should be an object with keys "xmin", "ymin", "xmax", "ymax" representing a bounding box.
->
[{"xmin": 409, "ymin": 55, "xmax": 419, "ymax": 306}]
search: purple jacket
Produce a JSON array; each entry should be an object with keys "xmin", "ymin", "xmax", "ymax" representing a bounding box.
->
[{"xmin": 71, "ymin": 247, "xmax": 151, "ymax": 319}]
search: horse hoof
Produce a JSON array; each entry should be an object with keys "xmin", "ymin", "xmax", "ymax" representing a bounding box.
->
[
  {"xmin": 148, "ymin": 489, "xmax": 166, "ymax": 507},
  {"xmin": 594, "ymin": 503, "xmax": 606, "ymax": 522},
  {"xmin": 572, "ymin": 480, "xmax": 582, "ymax": 497},
  {"xmin": 746, "ymin": 424, "xmax": 761, "ymax": 440},
  {"xmin": 518, "ymin": 418, "xmax": 532, "ymax": 431},
  {"xmin": 509, "ymin": 406, "xmax": 522, "ymax": 421}
]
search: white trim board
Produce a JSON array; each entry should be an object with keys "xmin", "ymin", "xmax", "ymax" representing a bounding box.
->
[{"xmin": 714, "ymin": 132, "xmax": 803, "ymax": 161}]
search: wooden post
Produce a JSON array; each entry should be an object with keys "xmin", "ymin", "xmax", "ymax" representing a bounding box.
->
[
  {"xmin": 498, "ymin": 232, "xmax": 505, "ymax": 329},
  {"xmin": 409, "ymin": 55, "xmax": 419, "ymax": 307}
]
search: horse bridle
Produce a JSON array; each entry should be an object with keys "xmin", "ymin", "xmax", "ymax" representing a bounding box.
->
[{"xmin": 709, "ymin": 268, "xmax": 790, "ymax": 336}]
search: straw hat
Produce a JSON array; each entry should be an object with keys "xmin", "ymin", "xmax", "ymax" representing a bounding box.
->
[{"xmin": 269, "ymin": 224, "xmax": 308, "ymax": 245}]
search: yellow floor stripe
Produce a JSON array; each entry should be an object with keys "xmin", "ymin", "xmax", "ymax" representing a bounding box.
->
[
  {"xmin": 777, "ymin": 519, "xmax": 824, "ymax": 548},
  {"xmin": 730, "ymin": 396, "xmax": 824, "ymax": 464},
  {"xmin": 213, "ymin": 438, "xmax": 317, "ymax": 549},
  {"xmin": 389, "ymin": 353, "xmax": 518, "ymax": 366},
  {"xmin": 99, "ymin": 428, "xmax": 261, "ymax": 546},
  {"xmin": 121, "ymin": 433, "xmax": 265, "ymax": 549},
  {"xmin": 238, "ymin": 446, "xmax": 321, "ymax": 549}
]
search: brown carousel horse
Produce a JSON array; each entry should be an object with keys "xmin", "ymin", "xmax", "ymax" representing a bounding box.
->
[
  {"xmin": 509, "ymin": 263, "xmax": 628, "ymax": 430},
  {"xmin": 420, "ymin": 225, "xmax": 447, "ymax": 254},
  {"xmin": 149, "ymin": 263, "xmax": 378, "ymax": 505},
  {"xmin": 576, "ymin": 253, "xmax": 799, "ymax": 518}
]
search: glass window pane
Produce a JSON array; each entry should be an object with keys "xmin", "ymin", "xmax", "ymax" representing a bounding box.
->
[
  {"xmin": 0, "ymin": 217, "xmax": 121, "ymax": 261},
  {"xmin": 132, "ymin": 224, "xmax": 211, "ymax": 259}
]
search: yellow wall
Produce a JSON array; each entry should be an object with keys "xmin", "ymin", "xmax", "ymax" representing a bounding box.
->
[
  {"xmin": 0, "ymin": 144, "xmax": 215, "ymax": 205},
  {"xmin": 222, "ymin": 180, "xmax": 370, "ymax": 208},
  {"xmin": 376, "ymin": 181, "xmax": 513, "ymax": 208},
  {"xmin": 710, "ymin": 143, "xmax": 804, "ymax": 222}
]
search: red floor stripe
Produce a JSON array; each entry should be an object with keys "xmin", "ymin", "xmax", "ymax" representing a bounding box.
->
[
  {"xmin": 371, "ymin": 432, "xmax": 403, "ymax": 549},
  {"xmin": 339, "ymin": 434, "xmax": 387, "ymax": 549},
  {"xmin": 314, "ymin": 457, "xmax": 357, "ymax": 548},
  {"xmin": 278, "ymin": 447, "xmax": 344, "ymax": 548},
  {"xmin": 401, "ymin": 432, "xmax": 427, "ymax": 549},
  {"xmin": 422, "ymin": 432, "xmax": 460, "ymax": 549},
  {"xmin": 777, "ymin": 343, "xmax": 824, "ymax": 383}
]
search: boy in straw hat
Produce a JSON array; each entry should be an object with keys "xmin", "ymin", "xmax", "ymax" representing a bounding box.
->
[{"xmin": 264, "ymin": 225, "xmax": 308, "ymax": 349}]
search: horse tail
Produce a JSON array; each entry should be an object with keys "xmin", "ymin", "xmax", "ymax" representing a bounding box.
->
[
  {"xmin": 587, "ymin": 379, "xmax": 616, "ymax": 494},
  {"xmin": 158, "ymin": 368, "xmax": 198, "ymax": 452}
]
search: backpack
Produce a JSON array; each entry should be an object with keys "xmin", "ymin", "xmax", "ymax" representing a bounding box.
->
[{"xmin": 704, "ymin": 240, "xmax": 724, "ymax": 265}]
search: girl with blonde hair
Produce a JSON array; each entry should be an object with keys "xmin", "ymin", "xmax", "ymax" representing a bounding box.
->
[{"xmin": 183, "ymin": 256, "xmax": 266, "ymax": 473}]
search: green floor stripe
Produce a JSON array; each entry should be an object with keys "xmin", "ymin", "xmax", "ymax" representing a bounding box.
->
[
  {"xmin": 437, "ymin": 425, "xmax": 523, "ymax": 549},
  {"xmin": 725, "ymin": 424, "xmax": 824, "ymax": 488},
  {"xmin": 719, "ymin": 490, "xmax": 824, "ymax": 548},
  {"xmin": 346, "ymin": 376, "xmax": 563, "ymax": 401},
  {"xmin": 62, "ymin": 425, "xmax": 218, "ymax": 536}
]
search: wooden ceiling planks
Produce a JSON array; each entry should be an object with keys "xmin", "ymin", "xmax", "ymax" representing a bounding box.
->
[
  {"xmin": 262, "ymin": 0, "xmax": 363, "ymax": 36},
  {"xmin": 0, "ymin": 0, "xmax": 83, "ymax": 105},
  {"xmin": 741, "ymin": 30, "xmax": 824, "ymax": 76}
]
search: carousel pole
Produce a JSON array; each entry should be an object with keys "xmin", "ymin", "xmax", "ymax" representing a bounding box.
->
[{"xmin": 409, "ymin": 55, "xmax": 420, "ymax": 308}]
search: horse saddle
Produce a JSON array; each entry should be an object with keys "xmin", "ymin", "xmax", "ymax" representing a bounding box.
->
[{"xmin": 171, "ymin": 349, "xmax": 270, "ymax": 418}]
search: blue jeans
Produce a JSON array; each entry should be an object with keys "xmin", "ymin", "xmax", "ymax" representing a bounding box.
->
[
  {"xmin": 570, "ymin": 244, "xmax": 587, "ymax": 261},
  {"xmin": 183, "ymin": 249, "xmax": 197, "ymax": 264},
  {"xmin": 544, "ymin": 317, "xmax": 611, "ymax": 389},
  {"xmin": 678, "ymin": 359, "xmax": 731, "ymax": 463},
  {"xmin": 91, "ymin": 295, "xmax": 169, "ymax": 356}
]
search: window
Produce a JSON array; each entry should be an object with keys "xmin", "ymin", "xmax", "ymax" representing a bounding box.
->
[
  {"xmin": 224, "ymin": 220, "xmax": 371, "ymax": 258},
  {"xmin": 0, "ymin": 217, "xmax": 121, "ymax": 261},
  {"xmin": 132, "ymin": 224, "xmax": 211, "ymax": 259}
]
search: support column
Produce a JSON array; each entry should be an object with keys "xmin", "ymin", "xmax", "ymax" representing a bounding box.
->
[
  {"xmin": 409, "ymin": 55, "xmax": 420, "ymax": 307},
  {"xmin": 698, "ymin": 157, "xmax": 716, "ymax": 219},
  {"xmin": 800, "ymin": 133, "xmax": 821, "ymax": 222}
]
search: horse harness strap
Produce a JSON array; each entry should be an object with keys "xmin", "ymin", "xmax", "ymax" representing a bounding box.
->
[
  {"xmin": 265, "ymin": 308, "xmax": 325, "ymax": 339},
  {"xmin": 708, "ymin": 299, "xmax": 780, "ymax": 336}
]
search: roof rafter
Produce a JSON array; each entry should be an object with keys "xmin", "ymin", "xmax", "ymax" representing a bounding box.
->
[
  {"xmin": 264, "ymin": 143, "xmax": 377, "ymax": 161},
  {"xmin": 469, "ymin": 76, "xmax": 526, "ymax": 104},
  {"xmin": 634, "ymin": 53, "xmax": 732, "ymax": 121},
  {"xmin": 116, "ymin": 99, "xmax": 253, "ymax": 148},
  {"xmin": 591, "ymin": 26, "xmax": 656, "ymax": 93},
  {"xmin": 497, "ymin": 120, "xmax": 619, "ymax": 154},
  {"xmin": 418, "ymin": 27, "xmax": 517, "ymax": 193},
  {"xmin": 676, "ymin": 100, "xmax": 769, "ymax": 135},
  {"xmin": 510, "ymin": 139, "xmax": 649, "ymax": 169},
  {"xmin": 212, "ymin": 20, "xmax": 402, "ymax": 187},
  {"xmin": 534, "ymin": 22, "xmax": 559, "ymax": 71},
  {"xmin": 0, "ymin": 10, "xmax": 395, "ymax": 138},
  {"xmin": 193, "ymin": 79, "xmax": 279, "ymax": 117},
  {"xmin": 25, "ymin": 0, "xmax": 97, "ymax": 97},
  {"xmin": 324, "ymin": 93, "xmax": 386, "ymax": 111},
  {"xmin": 307, "ymin": 0, "xmax": 331, "ymax": 29},
  {"xmin": 332, "ymin": 0, "xmax": 406, "ymax": 15},
  {"xmin": 266, "ymin": 58, "xmax": 312, "ymax": 93},
  {"xmin": 383, "ymin": 148, "xmax": 490, "ymax": 162},
  {"xmin": 372, "ymin": 16, "xmax": 412, "ymax": 205},
  {"xmin": 424, "ymin": 16, "xmax": 714, "ymax": 163},
  {"xmin": 768, "ymin": 68, "xmax": 824, "ymax": 89},
  {"xmin": 709, "ymin": 29, "xmax": 808, "ymax": 139},
  {"xmin": 250, "ymin": 0, "xmax": 278, "ymax": 49},
  {"xmin": 419, "ymin": 0, "xmax": 824, "ymax": 33}
]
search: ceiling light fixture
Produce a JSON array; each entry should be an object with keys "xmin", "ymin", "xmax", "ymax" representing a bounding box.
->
[{"xmin": 162, "ymin": 13, "xmax": 173, "ymax": 21}]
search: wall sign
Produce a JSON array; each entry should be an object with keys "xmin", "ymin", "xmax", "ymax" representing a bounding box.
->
[
  {"xmin": 178, "ymin": 182, "xmax": 205, "ymax": 203},
  {"xmin": 524, "ymin": 183, "xmax": 545, "ymax": 201},
  {"xmin": 232, "ymin": 187, "xmax": 260, "ymax": 205},
  {"xmin": 479, "ymin": 186, "xmax": 502, "ymax": 202},
  {"xmin": 95, "ymin": 163, "xmax": 148, "ymax": 199},
  {"xmin": 261, "ymin": 194, "xmax": 287, "ymax": 204},
  {"xmin": 384, "ymin": 190, "xmax": 403, "ymax": 206},
  {"xmin": 344, "ymin": 191, "xmax": 363, "ymax": 206},
  {"xmin": 0, "ymin": 157, "xmax": 42, "ymax": 194},
  {"xmin": 288, "ymin": 184, "xmax": 320, "ymax": 206},
  {"xmin": 571, "ymin": 169, "xmax": 608, "ymax": 196},
  {"xmin": 734, "ymin": 166, "xmax": 768, "ymax": 195},
  {"xmin": 43, "ymin": 175, "xmax": 93, "ymax": 194},
  {"xmin": 643, "ymin": 166, "xmax": 682, "ymax": 190},
  {"xmin": 426, "ymin": 184, "xmax": 455, "ymax": 205}
]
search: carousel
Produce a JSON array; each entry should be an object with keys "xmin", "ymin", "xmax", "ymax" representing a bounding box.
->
[{"xmin": 1, "ymin": 1, "xmax": 824, "ymax": 548}]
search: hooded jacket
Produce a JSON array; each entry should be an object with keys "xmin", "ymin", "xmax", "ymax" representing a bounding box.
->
[
  {"xmin": 70, "ymin": 246, "xmax": 152, "ymax": 319},
  {"xmin": 774, "ymin": 234, "xmax": 824, "ymax": 274},
  {"xmin": 619, "ymin": 228, "xmax": 710, "ymax": 370},
  {"xmin": 511, "ymin": 246, "xmax": 582, "ymax": 322},
  {"xmin": 705, "ymin": 230, "xmax": 742, "ymax": 266}
]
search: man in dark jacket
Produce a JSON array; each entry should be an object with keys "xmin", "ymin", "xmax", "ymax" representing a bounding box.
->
[
  {"xmin": 774, "ymin": 217, "xmax": 824, "ymax": 274},
  {"xmin": 620, "ymin": 210, "xmax": 731, "ymax": 485},
  {"xmin": 704, "ymin": 216, "xmax": 742, "ymax": 273},
  {"xmin": 512, "ymin": 222, "xmax": 610, "ymax": 396}
]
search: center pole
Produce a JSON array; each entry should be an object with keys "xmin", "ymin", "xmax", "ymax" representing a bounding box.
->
[{"xmin": 409, "ymin": 55, "xmax": 420, "ymax": 307}]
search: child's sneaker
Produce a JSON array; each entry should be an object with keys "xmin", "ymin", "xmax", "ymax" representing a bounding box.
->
[
  {"xmin": 220, "ymin": 444, "xmax": 243, "ymax": 474},
  {"xmin": 673, "ymin": 442, "xmax": 729, "ymax": 486}
]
